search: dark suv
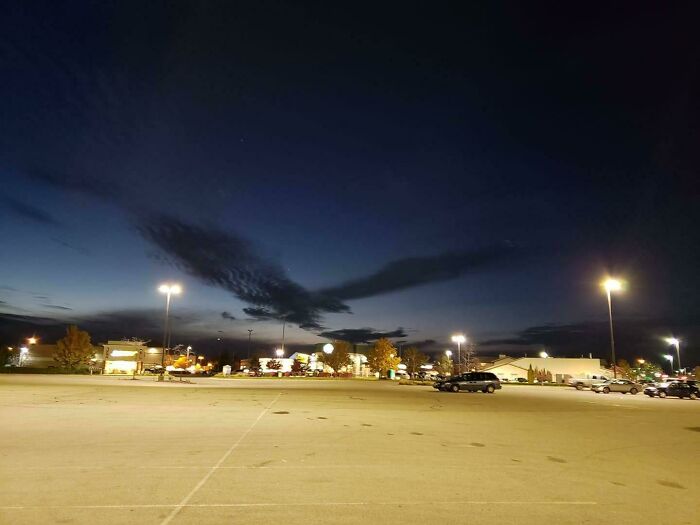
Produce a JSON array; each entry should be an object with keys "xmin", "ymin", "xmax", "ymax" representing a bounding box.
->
[
  {"xmin": 434, "ymin": 372, "xmax": 502, "ymax": 393},
  {"xmin": 645, "ymin": 381, "xmax": 699, "ymax": 399}
]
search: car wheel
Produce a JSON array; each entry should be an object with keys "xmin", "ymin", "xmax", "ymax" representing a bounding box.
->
[
  {"xmin": 575, "ymin": 384, "xmax": 584, "ymax": 390},
  {"xmin": 450, "ymin": 384, "xmax": 459, "ymax": 393},
  {"xmin": 485, "ymin": 384, "xmax": 495, "ymax": 394},
  {"xmin": 690, "ymin": 393, "xmax": 697, "ymax": 400},
  {"xmin": 603, "ymin": 387, "xmax": 610, "ymax": 394},
  {"xmin": 630, "ymin": 388, "xmax": 638, "ymax": 395},
  {"xmin": 658, "ymin": 391, "xmax": 667, "ymax": 398}
]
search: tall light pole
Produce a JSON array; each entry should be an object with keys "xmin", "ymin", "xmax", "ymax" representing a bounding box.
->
[
  {"xmin": 451, "ymin": 334, "xmax": 466, "ymax": 374},
  {"xmin": 663, "ymin": 354, "xmax": 674, "ymax": 375},
  {"xmin": 602, "ymin": 278, "xmax": 623, "ymax": 378},
  {"xmin": 665, "ymin": 338, "xmax": 681, "ymax": 373},
  {"xmin": 247, "ymin": 329, "xmax": 253, "ymax": 359},
  {"xmin": 158, "ymin": 283, "xmax": 182, "ymax": 368}
]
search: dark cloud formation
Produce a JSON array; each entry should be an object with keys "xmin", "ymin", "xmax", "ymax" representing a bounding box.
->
[
  {"xmin": 480, "ymin": 317, "xmax": 700, "ymax": 364},
  {"xmin": 321, "ymin": 244, "xmax": 521, "ymax": 300},
  {"xmin": 139, "ymin": 214, "xmax": 524, "ymax": 332},
  {"xmin": 319, "ymin": 327, "xmax": 407, "ymax": 344},
  {"xmin": 0, "ymin": 193, "xmax": 60, "ymax": 225},
  {"xmin": 41, "ymin": 304, "xmax": 72, "ymax": 310},
  {"xmin": 25, "ymin": 167, "xmax": 117, "ymax": 201},
  {"xmin": 138, "ymin": 214, "xmax": 349, "ymax": 329},
  {"xmin": 221, "ymin": 311, "xmax": 236, "ymax": 321}
]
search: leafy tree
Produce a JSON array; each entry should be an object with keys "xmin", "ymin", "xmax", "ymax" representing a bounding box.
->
[
  {"xmin": 527, "ymin": 364, "xmax": 535, "ymax": 383},
  {"xmin": 402, "ymin": 347, "xmax": 428, "ymax": 376},
  {"xmin": 266, "ymin": 359, "xmax": 282, "ymax": 371},
  {"xmin": 367, "ymin": 338, "xmax": 401, "ymax": 377},
  {"xmin": 692, "ymin": 366, "xmax": 700, "ymax": 379},
  {"xmin": 248, "ymin": 353, "xmax": 260, "ymax": 371},
  {"xmin": 53, "ymin": 325, "xmax": 94, "ymax": 371},
  {"xmin": 636, "ymin": 361, "xmax": 663, "ymax": 380},
  {"xmin": 615, "ymin": 359, "xmax": 635, "ymax": 380},
  {"xmin": 318, "ymin": 340, "xmax": 352, "ymax": 375},
  {"xmin": 291, "ymin": 357, "xmax": 306, "ymax": 375},
  {"xmin": 435, "ymin": 354, "xmax": 453, "ymax": 375}
]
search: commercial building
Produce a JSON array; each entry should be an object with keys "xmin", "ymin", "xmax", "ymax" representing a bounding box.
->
[
  {"xmin": 9, "ymin": 344, "xmax": 103, "ymax": 370},
  {"xmin": 102, "ymin": 340, "xmax": 164, "ymax": 374},
  {"xmin": 483, "ymin": 355, "xmax": 609, "ymax": 383}
]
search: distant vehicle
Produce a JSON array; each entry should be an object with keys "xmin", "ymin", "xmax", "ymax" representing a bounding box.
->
[
  {"xmin": 394, "ymin": 370, "xmax": 410, "ymax": 380},
  {"xmin": 515, "ymin": 378, "xmax": 528, "ymax": 383},
  {"xmin": 416, "ymin": 370, "xmax": 440, "ymax": 381},
  {"xmin": 592, "ymin": 379, "xmax": 642, "ymax": 395},
  {"xmin": 434, "ymin": 372, "xmax": 501, "ymax": 393},
  {"xmin": 568, "ymin": 375, "xmax": 610, "ymax": 390},
  {"xmin": 644, "ymin": 381, "xmax": 699, "ymax": 399}
]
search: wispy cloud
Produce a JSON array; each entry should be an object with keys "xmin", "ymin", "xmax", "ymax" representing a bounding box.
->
[
  {"xmin": 318, "ymin": 327, "xmax": 407, "ymax": 344},
  {"xmin": 0, "ymin": 193, "xmax": 60, "ymax": 225},
  {"xmin": 321, "ymin": 244, "xmax": 521, "ymax": 300},
  {"xmin": 41, "ymin": 304, "xmax": 72, "ymax": 310},
  {"xmin": 221, "ymin": 311, "xmax": 236, "ymax": 321}
]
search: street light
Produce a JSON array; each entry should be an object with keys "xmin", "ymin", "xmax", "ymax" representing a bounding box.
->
[
  {"xmin": 158, "ymin": 283, "xmax": 182, "ymax": 368},
  {"xmin": 602, "ymin": 277, "xmax": 623, "ymax": 378},
  {"xmin": 275, "ymin": 348, "xmax": 284, "ymax": 358},
  {"xmin": 323, "ymin": 343, "xmax": 334, "ymax": 354},
  {"xmin": 539, "ymin": 351, "xmax": 549, "ymax": 359},
  {"xmin": 665, "ymin": 338, "xmax": 681, "ymax": 373},
  {"xmin": 27, "ymin": 337, "xmax": 38, "ymax": 345},
  {"xmin": 451, "ymin": 334, "xmax": 466, "ymax": 374},
  {"xmin": 663, "ymin": 354, "xmax": 674, "ymax": 374}
]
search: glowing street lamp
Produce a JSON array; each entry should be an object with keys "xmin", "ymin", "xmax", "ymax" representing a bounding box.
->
[
  {"xmin": 451, "ymin": 334, "xmax": 466, "ymax": 374},
  {"xmin": 323, "ymin": 343, "xmax": 334, "ymax": 354},
  {"xmin": 275, "ymin": 348, "xmax": 284, "ymax": 358},
  {"xmin": 27, "ymin": 337, "xmax": 38, "ymax": 345},
  {"xmin": 539, "ymin": 351, "xmax": 549, "ymax": 359},
  {"xmin": 158, "ymin": 283, "xmax": 182, "ymax": 368},
  {"xmin": 601, "ymin": 277, "xmax": 623, "ymax": 378},
  {"xmin": 665, "ymin": 338, "xmax": 681, "ymax": 373},
  {"xmin": 445, "ymin": 350, "xmax": 452, "ymax": 357}
]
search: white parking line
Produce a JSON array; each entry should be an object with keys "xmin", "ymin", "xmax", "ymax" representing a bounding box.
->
[{"xmin": 160, "ymin": 392, "xmax": 282, "ymax": 525}]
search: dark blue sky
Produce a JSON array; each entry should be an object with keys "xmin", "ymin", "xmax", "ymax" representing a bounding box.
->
[{"xmin": 1, "ymin": 2, "xmax": 698, "ymax": 362}]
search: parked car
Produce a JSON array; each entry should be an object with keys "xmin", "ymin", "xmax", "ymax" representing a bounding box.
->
[
  {"xmin": 434, "ymin": 372, "xmax": 501, "ymax": 393},
  {"xmin": 416, "ymin": 370, "xmax": 440, "ymax": 381},
  {"xmin": 592, "ymin": 379, "xmax": 642, "ymax": 395},
  {"xmin": 568, "ymin": 375, "xmax": 611, "ymax": 390},
  {"xmin": 644, "ymin": 381, "xmax": 699, "ymax": 399}
]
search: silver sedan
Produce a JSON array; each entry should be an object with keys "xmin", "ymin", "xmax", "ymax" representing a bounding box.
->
[{"xmin": 592, "ymin": 379, "xmax": 642, "ymax": 395}]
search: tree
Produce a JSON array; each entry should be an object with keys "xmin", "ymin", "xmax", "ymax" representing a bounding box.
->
[
  {"xmin": 367, "ymin": 338, "xmax": 401, "ymax": 377},
  {"xmin": 693, "ymin": 366, "xmax": 700, "ymax": 380},
  {"xmin": 217, "ymin": 349, "xmax": 231, "ymax": 371},
  {"xmin": 637, "ymin": 361, "xmax": 663, "ymax": 380},
  {"xmin": 435, "ymin": 354, "xmax": 453, "ymax": 376},
  {"xmin": 318, "ymin": 340, "xmax": 352, "ymax": 375},
  {"xmin": 291, "ymin": 357, "xmax": 306, "ymax": 376},
  {"xmin": 615, "ymin": 359, "xmax": 635, "ymax": 380},
  {"xmin": 54, "ymin": 325, "xmax": 94, "ymax": 371},
  {"xmin": 402, "ymin": 347, "xmax": 428, "ymax": 376},
  {"xmin": 266, "ymin": 359, "xmax": 282, "ymax": 371},
  {"xmin": 248, "ymin": 353, "xmax": 260, "ymax": 371},
  {"xmin": 527, "ymin": 364, "xmax": 535, "ymax": 384}
]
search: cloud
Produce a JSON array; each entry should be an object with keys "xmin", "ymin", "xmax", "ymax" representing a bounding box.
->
[
  {"xmin": 24, "ymin": 167, "xmax": 117, "ymax": 201},
  {"xmin": 0, "ymin": 193, "xmax": 60, "ymax": 226},
  {"xmin": 138, "ymin": 213, "xmax": 348, "ymax": 329},
  {"xmin": 318, "ymin": 327, "xmax": 407, "ymax": 344},
  {"xmin": 41, "ymin": 304, "xmax": 72, "ymax": 310},
  {"xmin": 221, "ymin": 311, "xmax": 236, "ymax": 321},
  {"xmin": 320, "ymin": 244, "xmax": 521, "ymax": 300}
]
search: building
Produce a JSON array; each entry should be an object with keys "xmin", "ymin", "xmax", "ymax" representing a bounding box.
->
[
  {"xmin": 11, "ymin": 344, "xmax": 103, "ymax": 370},
  {"xmin": 103, "ymin": 340, "xmax": 164, "ymax": 374},
  {"xmin": 483, "ymin": 356, "xmax": 609, "ymax": 383}
]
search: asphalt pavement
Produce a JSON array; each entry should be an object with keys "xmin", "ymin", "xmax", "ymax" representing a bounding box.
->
[{"xmin": 1, "ymin": 375, "xmax": 698, "ymax": 524}]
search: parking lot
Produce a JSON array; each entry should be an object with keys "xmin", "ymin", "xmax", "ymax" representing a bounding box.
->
[{"xmin": 1, "ymin": 375, "xmax": 698, "ymax": 524}]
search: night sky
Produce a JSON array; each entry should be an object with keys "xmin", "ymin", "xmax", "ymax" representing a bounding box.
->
[{"xmin": 1, "ymin": 2, "xmax": 698, "ymax": 363}]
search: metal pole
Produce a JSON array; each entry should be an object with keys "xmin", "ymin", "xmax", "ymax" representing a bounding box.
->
[
  {"xmin": 675, "ymin": 342, "xmax": 681, "ymax": 373},
  {"xmin": 457, "ymin": 341, "xmax": 462, "ymax": 375},
  {"xmin": 161, "ymin": 291, "xmax": 171, "ymax": 367},
  {"xmin": 607, "ymin": 290, "xmax": 617, "ymax": 379},
  {"xmin": 281, "ymin": 318, "xmax": 285, "ymax": 353},
  {"xmin": 247, "ymin": 329, "xmax": 253, "ymax": 359}
]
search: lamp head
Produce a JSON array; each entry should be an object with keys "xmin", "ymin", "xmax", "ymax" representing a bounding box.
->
[{"xmin": 451, "ymin": 334, "xmax": 466, "ymax": 344}]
